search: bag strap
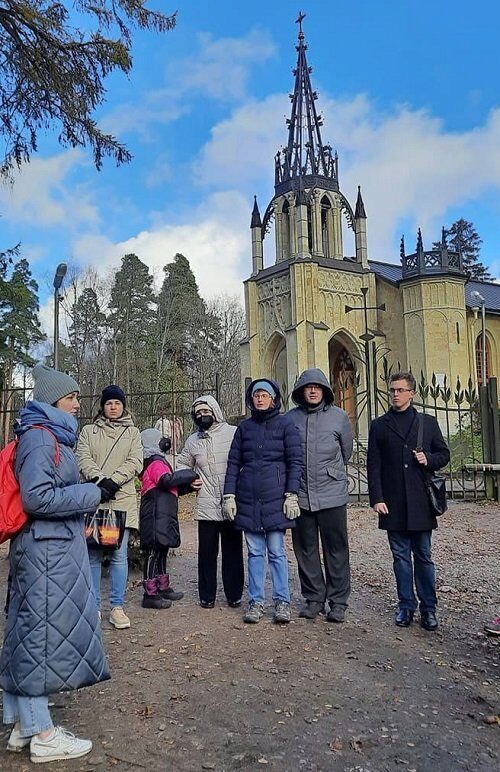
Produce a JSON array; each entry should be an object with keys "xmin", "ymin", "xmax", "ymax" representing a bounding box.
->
[
  {"xmin": 99, "ymin": 427, "xmax": 129, "ymax": 471},
  {"xmin": 416, "ymin": 412, "xmax": 424, "ymax": 450},
  {"xmin": 31, "ymin": 425, "xmax": 60, "ymax": 466}
]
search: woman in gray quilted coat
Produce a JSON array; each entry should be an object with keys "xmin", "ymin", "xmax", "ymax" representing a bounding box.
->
[
  {"xmin": 0, "ymin": 365, "xmax": 110, "ymax": 764},
  {"xmin": 176, "ymin": 395, "xmax": 244, "ymax": 608}
]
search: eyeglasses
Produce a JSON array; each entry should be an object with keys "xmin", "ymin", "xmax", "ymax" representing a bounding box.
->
[{"xmin": 389, "ymin": 388, "xmax": 413, "ymax": 395}]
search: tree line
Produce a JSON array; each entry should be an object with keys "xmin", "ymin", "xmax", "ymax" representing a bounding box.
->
[{"xmin": 0, "ymin": 251, "xmax": 245, "ymax": 444}]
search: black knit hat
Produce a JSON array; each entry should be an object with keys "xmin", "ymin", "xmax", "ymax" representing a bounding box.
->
[{"xmin": 100, "ymin": 384, "xmax": 126, "ymax": 409}]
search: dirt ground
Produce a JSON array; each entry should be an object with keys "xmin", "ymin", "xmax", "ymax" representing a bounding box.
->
[{"xmin": 0, "ymin": 500, "xmax": 499, "ymax": 772}]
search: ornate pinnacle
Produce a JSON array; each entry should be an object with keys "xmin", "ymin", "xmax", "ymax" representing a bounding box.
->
[
  {"xmin": 416, "ymin": 228, "xmax": 424, "ymax": 253},
  {"xmin": 250, "ymin": 195, "xmax": 262, "ymax": 228},
  {"xmin": 400, "ymin": 235, "xmax": 405, "ymax": 260}
]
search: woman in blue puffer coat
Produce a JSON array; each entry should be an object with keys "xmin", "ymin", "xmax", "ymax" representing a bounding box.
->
[
  {"xmin": 223, "ymin": 379, "xmax": 302, "ymax": 624},
  {"xmin": 0, "ymin": 365, "xmax": 110, "ymax": 764}
]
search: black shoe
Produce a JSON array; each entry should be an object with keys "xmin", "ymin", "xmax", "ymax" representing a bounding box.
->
[
  {"xmin": 200, "ymin": 600, "xmax": 215, "ymax": 609},
  {"xmin": 142, "ymin": 594, "xmax": 172, "ymax": 609},
  {"xmin": 420, "ymin": 610, "xmax": 438, "ymax": 631},
  {"xmin": 227, "ymin": 599, "xmax": 242, "ymax": 608},
  {"xmin": 326, "ymin": 605, "xmax": 346, "ymax": 623},
  {"xmin": 159, "ymin": 587, "xmax": 184, "ymax": 601},
  {"xmin": 298, "ymin": 601, "xmax": 324, "ymax": 619},
  {"xmin": 395, "ymin": 609, "xmax": 414, "ymax": 627}
]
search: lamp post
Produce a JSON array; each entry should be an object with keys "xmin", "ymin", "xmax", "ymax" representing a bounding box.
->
[
  {"xmin": 345, "ymin": 287, "xmax": 386, "ymax": 426},
  {"xmin": 471, "ymin": 290, "xmax": 486, "ymax": 386},
  {"xmin": 53, "ymin": 263, "xmax": 67, "ymax": 370}
]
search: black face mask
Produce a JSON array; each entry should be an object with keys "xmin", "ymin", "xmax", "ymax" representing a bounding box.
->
[{"xmin": 195, "ymin": 414, "xmax": 214, "ymax": 430}]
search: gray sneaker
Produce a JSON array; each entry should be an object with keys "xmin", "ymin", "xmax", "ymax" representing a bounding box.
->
[
  {"xmin": 274, "ymin": 601, "xmax": 291, "ymax": 624},
  {"xmin": 326, "ymin": 604, "xmax": 346, "ymax": 623},
  {"xmin": 243, "ymin": 601, "xmax": 264, "ymax": 623}
]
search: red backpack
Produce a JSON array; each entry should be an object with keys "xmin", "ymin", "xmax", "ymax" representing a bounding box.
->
[{"xmin": 0, "ymin": 426, "xmax": 60, "ymax": 544}]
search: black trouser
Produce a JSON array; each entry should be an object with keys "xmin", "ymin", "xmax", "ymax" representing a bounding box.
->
[
  {"xmin": 292, "ymin": 505, "xmax": 351, "ymax": 608},
  {"xmin": 197, "ymin": 520, "xmax": 244, "ymax": 604},
  {"xmin": 143, "ymin": 549, "xmax": 168, "ymax": 580}
]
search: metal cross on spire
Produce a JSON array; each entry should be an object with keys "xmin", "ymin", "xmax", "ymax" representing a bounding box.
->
[{"xmin": 296, "ymin": 11, "xmax": 306, "ymax": 38}]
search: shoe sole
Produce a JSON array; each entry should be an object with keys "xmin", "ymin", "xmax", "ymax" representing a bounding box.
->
[
  {"xmin": 7, "ymin": 744, "xmax": 29, "ymax": 753},
  {"xmin": 109, "ymin": 620, "xmax": 131, "ymax": 629},
  {"xmin": 274, "ymin": 617, "xmax": 290, "ymax": 624},
  {"xmin": 243, "ymin": 617, "xmax": 262, "ymax": 623},
  {"xmin": 31, "ymin": 746, "xmax": 92, "ymax": 763}
]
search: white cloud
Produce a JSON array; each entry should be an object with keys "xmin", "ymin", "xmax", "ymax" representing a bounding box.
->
[
  {"xmin": 173, "ymin": 29, "xmax": 276, "ymax": 102},
  {"xmin": 0, "ymin": 151, "xmax": 99, "ymax": 227},
  {"xmin": 71, "ymin": 191, "xmax": 250, "ymax": 301},
  {"xmin": 195, "ymin": 92, "xmax": 500, "ymax": 263}
]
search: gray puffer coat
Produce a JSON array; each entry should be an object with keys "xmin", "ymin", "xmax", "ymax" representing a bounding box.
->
[
  {"xmin": 0, "ymin": 400, "xmax": 110, "ymax": 697},
  {"xmin": 288, "ymin": 368, "xmax": 353, "ymax": 511},
  {"xmin": 176, "ymin": 395, "xmax": 236, "ymax": 521}
]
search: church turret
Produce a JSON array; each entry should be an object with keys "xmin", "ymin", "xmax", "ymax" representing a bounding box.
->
[
  {"xmin": 250, "ymin": 196, "xmax": 263, "ymax": 275},
  {"xmin": 354, "ymin": 186, "xmax": 368, "ymax": 267}
]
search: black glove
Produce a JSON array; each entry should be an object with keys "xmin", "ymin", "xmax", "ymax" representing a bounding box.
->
[
  {"xmin": 99, "ymin": 485, "xmax": 114, "ymax": 503},
  {"xmin": 98, "ymin": 477, "xmax": 120, "ymax": 495}
]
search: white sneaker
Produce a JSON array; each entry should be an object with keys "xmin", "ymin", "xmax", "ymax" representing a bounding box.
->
[
  {"xmin": 7, "ymin": 724, "xmax": 30, "ymax": 752},
  {"xmin": 109, "ymin": 606, "xmax": 130, "ymax": 629},
  {"xmin": 30, "ymin": 726, "xmax": 92, "ymax": 763}
]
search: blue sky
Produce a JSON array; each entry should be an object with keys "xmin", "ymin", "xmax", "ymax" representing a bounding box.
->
[{"xmin": 1, "ymin": 0, "xmax": 500, "ymax": 333}]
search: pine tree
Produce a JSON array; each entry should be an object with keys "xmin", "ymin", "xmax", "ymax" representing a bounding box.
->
[
  {"xmin": 442, "ymin": 219, "xmax": 492, "ymax": 281},
  {"xmin": 68, "ymin": 287, "xmax": 107, "ymax": 393},
  {"xmin": 0, "ymin": 258, "xmax": 45, "ymax": 442},
  {"xmin": 156, "ymin": 253, "xmax": 207, "ymax": 383},
  {"xmin": 108, "ymin": 253, "xmax": 155, "ymax": 395}
]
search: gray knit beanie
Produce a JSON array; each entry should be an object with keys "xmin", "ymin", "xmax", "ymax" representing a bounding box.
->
[{"xmin": 32, "ymin": 364, "xmax": 80, "ymax": 406}]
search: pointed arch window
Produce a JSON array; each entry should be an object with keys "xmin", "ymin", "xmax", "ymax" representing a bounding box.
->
[
  {"xmin": 475, "ymin": 334, "xmax": 491, "ymax": 386},
  {"xmin": 282, "ymin": 200, "xmax": 291, "ymax": 259},
  {"xmin": 321, "ymin": 195, "xmax": 332, "ymax": 257}
]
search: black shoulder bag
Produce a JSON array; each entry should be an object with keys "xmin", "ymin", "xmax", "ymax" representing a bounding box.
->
[{"xmin": 416, "ymin": 413, "xmax": 447, "ymax": 516}]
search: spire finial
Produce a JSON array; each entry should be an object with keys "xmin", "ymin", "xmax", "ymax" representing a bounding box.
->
[
  {"xmin": 296, "ymin": 11, "xmax": 306, "ymax": 40},
  {"xmin": 400, "ymin": 235, "xmax": 405, "ymax": 260},
  {"xmin": 416, "ymin": 228, "xmax": 424, "ymax": 253},
  {"xmin": 250, "ymin": 195, "xmax": 262, "ymax": 228},
  {"xmin": 355, "ymin": 185, "xmax": 367, "ymax": 219},
  {"xmin": 441, "ymin": 226, "xmax": 447, "ymax": 247}
]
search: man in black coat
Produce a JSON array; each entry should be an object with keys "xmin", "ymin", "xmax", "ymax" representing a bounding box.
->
[{"xmin": 367, "ymin": 371, "xmax": 450, "ymax": 631}]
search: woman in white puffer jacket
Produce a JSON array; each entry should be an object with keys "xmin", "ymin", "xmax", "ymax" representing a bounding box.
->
[{"xmin": 176, "ymin": 395, "xmax": 244, "ymax": 608}]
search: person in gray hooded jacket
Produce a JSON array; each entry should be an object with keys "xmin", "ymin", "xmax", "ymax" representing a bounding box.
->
[
  {"xmin": 176, "ymin": 395, "xmax": 244, "ymax": 608},
  {"xmin": 288, "ymin": 368, "xmax": 353, "ymax": 622}
]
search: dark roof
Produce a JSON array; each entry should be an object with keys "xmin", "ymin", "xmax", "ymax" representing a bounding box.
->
[{"xmin": 369, "ymin": 260, "xmax": 500, "ymax": 313}]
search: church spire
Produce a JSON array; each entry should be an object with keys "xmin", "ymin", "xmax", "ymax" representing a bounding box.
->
[{"xmin": 274, "ymin": 13, "xmax": 338, "ymax": 196}]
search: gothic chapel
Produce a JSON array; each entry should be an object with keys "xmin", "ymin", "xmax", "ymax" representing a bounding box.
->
[{"xmin": 240, "ymin": 18, "xmax": 500, "ymax": 432}]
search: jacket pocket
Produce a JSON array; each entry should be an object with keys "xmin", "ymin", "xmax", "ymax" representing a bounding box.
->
[
  {"xmin": 32, "ymin": 520, "xmax": 72, "ymax": 540},
  {"xmin": 326, "ymin": 465, "xmax": 346, "ymax": 482}
]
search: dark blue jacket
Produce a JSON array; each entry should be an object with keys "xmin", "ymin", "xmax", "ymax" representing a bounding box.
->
[{"xmin": 224, "ymin": 380, "xmax": 303, "ymax": 533}]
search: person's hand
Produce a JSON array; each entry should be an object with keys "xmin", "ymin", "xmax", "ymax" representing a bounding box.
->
[
  {"xmin": 373, "ymin": 502, "xmax": 389, "ymax": 515},
  {"xmin": 283, "ymin": 492, "xmax": 300, "ymax": 520},
  {"xmin": 98, "ymin": 484, "xmax": 114, "ymax": 504},
  {"xmin": 99, "ymin": 477, "xmax": 120, "ymax": 495},
  {"xmin": 191, "ymin": 477, "xmax": 203, "ymax": 491},
  {"xmin": 413, "ymin": 450, "xmax": 428, "ymax": 466},
  {"xmin": 222, "ymin": 494, "xmax": 237, "ymax": 521}
]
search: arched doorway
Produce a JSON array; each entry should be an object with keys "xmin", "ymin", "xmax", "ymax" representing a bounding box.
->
[
  {"xmin": 329, "ymin": 337, "xmax": 357, "ymax": 426},
  {"xmin": 273, "ymin": 341, "xmax": 289, "ymax": 407}
]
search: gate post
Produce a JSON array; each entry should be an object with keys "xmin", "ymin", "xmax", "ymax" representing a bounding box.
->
[{"xmin": 479, "ymin": 377, "xmax": 500, "ymax": 500}]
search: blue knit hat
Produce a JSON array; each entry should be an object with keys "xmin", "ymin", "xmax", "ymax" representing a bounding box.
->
[
  {"xmin": 100, "ymin": 384, "xmax": 126, "ymax": 409},
  {"xmin": 251, "ymin": 380, "xmax": 276, "ymax": 399}
]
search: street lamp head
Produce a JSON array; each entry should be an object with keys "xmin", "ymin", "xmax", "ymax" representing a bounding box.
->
[
  {"xmin": 470, "ymin": 290, "xmax": 485, "ymax": 305},
  {"xmin": 471, "ymin": 306, "xmax": 480, "ymax": 319},
  {"xmin": 53, "ymin": 262, "xmax": 67, "ymax": 290}
]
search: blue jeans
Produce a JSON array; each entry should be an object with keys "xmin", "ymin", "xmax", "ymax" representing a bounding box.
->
[
  {"xmin": 88, "ymin": 529, "xmax": 129, "ymax": 608},
  {"xmin": 245, "ymin": 530, "xmax": 290, "ymax": 604},
  {"xmin": 2, "ymin": 691, "xmax": 53, "ymax": 738},
  {"xmin": 387, "ymin": 530, "xmax": 437, "ymax": 612}
]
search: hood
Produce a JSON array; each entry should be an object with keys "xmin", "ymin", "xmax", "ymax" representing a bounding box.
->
[
  {"xmin": 141, "ymin": 428, "xmax": 165, "ymax": 460},
  {"xmin": 291, "ymin": 368, "xmax": 334, "ymax": 407},
  {"xmin": 15, "ymin": 400, "xmax": 78, "ymax": 446},
  {"xmin": 94, "ymin": 410, "xmax": 135, "ymax": 429},
  {"xmin": 191, "ymin": 394, "xmax": 225, "ymax": 424},
  {"xmin": 245, "ymin": 378, "xmax": 282, "ymax": 413}
]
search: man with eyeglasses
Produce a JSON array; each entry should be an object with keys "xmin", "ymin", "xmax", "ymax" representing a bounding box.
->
[{"xmin": 367, "ymin": 371, "xmax": 449, "ymax": 631}]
